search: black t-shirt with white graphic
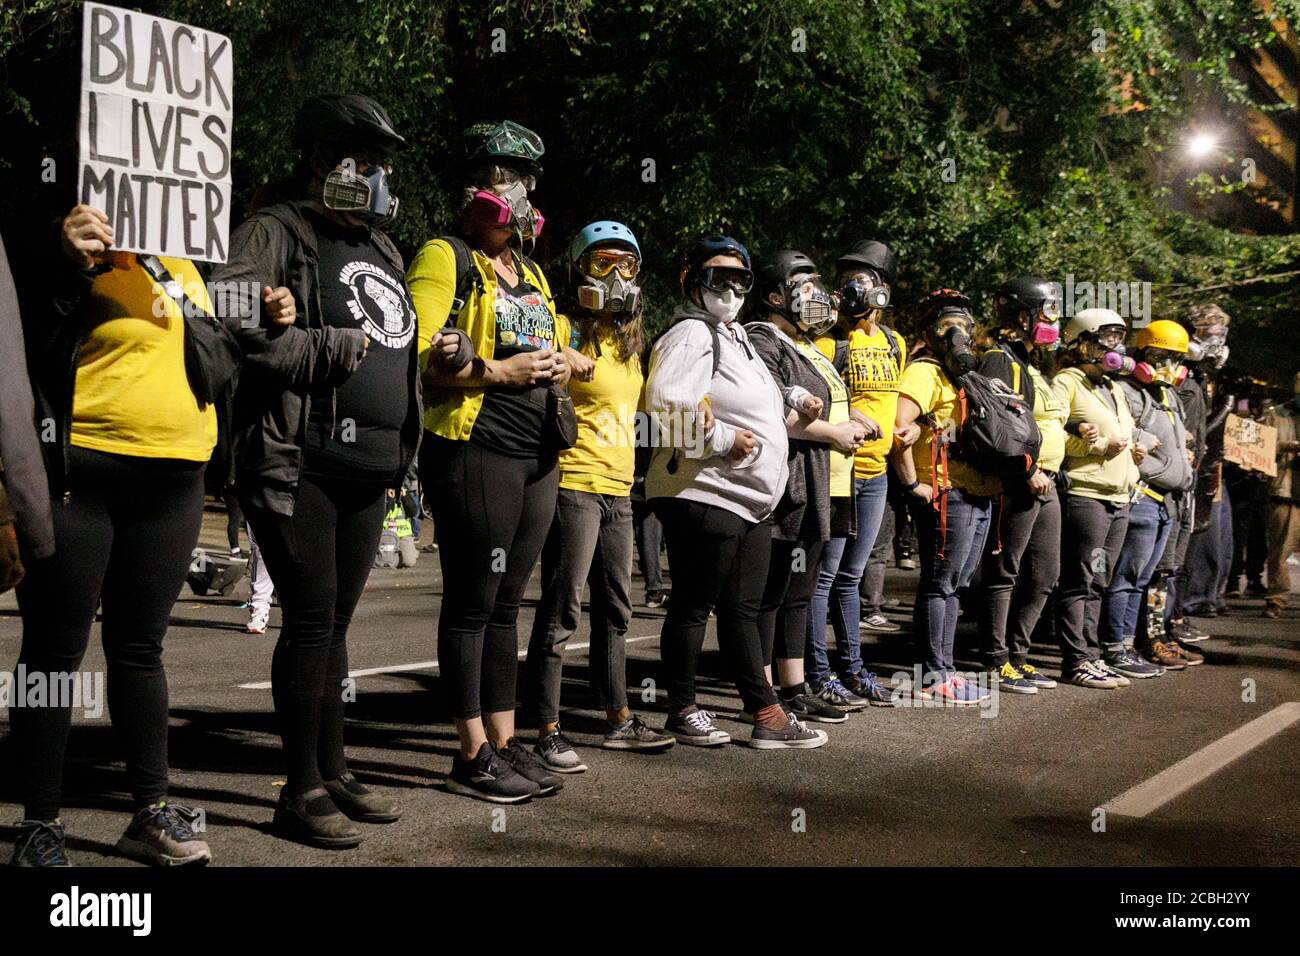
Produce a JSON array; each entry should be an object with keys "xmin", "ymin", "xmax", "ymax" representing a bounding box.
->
[
  {"xmin": 303, "ymin": 210, "xmax": 414, "ymax": 478},
  {"xmin": 470, "ymin": 266, "xmax": 555, "ymax": 459}
]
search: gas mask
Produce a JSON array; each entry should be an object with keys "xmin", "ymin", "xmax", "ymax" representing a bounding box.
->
[
  {"xmin": 1103, "ymin": 350, "xmax": 1187, "ymax": 385},
  {"xmin": 702, "ymin": 288, "xmax": 744, "ymax": 323},
  {"xmin": 934, "ymin": 318, "xmax": 976, "ymax": 377},
  {"xmin": 837, "ymin": 276, "xmax": 891, "ymax": 320},
  {"xmin": 467, "ymin": 180, "xmax": 545, "ymax": 240},
  {"xmin": 1190, "ymin": 324, "xmax": 1229, "ymax": 369},
  {"xmin": 322, "ymin": 163, "xmax": 399, "ymax": 225},
  {"xmin": 785, "ymin": 273, "xmax": 836, "ymax": 337},
  {"xmin": 576, "ymin": 249, "xmax": 641, "ymax": 323}
]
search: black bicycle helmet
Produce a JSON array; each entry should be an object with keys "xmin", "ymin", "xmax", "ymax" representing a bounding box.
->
[
  {"xmin": 916, "ymin": 288, "xmax": 974, "ymax": 326},
  {"xmin": 292, "ymin": 93, "xmax": 406, "ymax": 153},
  {"xmin": 679, "ymin": 235, "xmax": 751, "ymax": 294},
  {"xmin": 835, "ymin": 240, "xmax": 897, "ymax": 285},
  {"xmin": 754, "ymin": 249, "xmax": 818, "ymax": 304},
  {"xmin": 993, "ymin": 276, "xmax": 1058, "ymax": 325}
]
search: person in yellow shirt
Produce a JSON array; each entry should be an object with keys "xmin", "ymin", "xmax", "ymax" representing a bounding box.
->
[
  {"xmin": 7, "ymin": 203, "xmax": 217, "ymax": 868},
  {"xmin": 975, "ymin": 277, "xmax": 1068, "ymax": 695},
  {"xmin": 523, "ymin": 222, "xmax": 674, "ymax": 771},
  {"xmin": 408, "ymin": 121, "xmax": 575, "ymax": 804},
  {"xmin": 892, "ymin": 289, "xmax": 997, "ymax": 706},
  {"xmin": 806, "ymin": 241, "xmax": 905, "ymax": 708}
]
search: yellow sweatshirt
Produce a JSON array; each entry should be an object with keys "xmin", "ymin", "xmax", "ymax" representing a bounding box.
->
[{"xmin": 1052, "ymin": 367, "xmax": 1139, "ymax": 503}]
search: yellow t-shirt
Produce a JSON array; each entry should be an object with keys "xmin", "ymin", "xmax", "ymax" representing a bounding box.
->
[
  {"xmin": 70, "ymin": 257, "xmax": 217, "ymax": 461},
  {"xmin": 843, "ymin": 322, "xmax": 907, "ymax": 479},
  {"xmin": 559, "ymin": 328, "xmax": 643, "ymax": 496},
  {"xmin": 898, "ymin": 360, "xmax": 1001, "ymax": 496}
]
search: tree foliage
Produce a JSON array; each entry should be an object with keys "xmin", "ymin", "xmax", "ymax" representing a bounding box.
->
[{"xmin": 3, "ymin": 0, "xmax": 1298, "ymax": 380}]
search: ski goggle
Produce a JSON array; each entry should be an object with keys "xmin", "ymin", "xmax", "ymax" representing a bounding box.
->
[
  {"xmin": 583, "ymin": 249, "xmax": 639, "ymax": 280},
  {"xmin": 698, "ymin": 266, "xmax": 753, "ymax": 295}
]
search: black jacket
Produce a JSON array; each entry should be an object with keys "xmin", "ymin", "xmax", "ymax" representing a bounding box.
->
[{"xmin": 211, "ymin": 201, "xmax": 458, "ymax": 516}]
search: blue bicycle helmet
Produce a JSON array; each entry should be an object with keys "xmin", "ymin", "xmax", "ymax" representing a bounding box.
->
[
  {"xmin": 679, "ymin": 234, "xmax": 751, "ymax": 294},
  {"xmin": 567, "ymin": 220, "xmax": 641, "ymax": 264}
]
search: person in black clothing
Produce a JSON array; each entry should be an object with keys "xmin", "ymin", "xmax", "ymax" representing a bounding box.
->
[
  {"xmin": 212, "ymin": 94, "xmax": 470, "ymax": 847},
  {"xmin": 974, "ymin": 277, "xmax": 1064, "ymax": 694}
]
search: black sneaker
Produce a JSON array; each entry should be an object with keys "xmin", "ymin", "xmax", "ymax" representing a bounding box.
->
[
  {"xmin": 118, "ymin": 803, "xmax": 213, "ymax": 865},
  {"xmin": 1171, "ymin": 619, "xmax": 1210, "ymax": 643},
  {"xmin": 9, "ymin": 820, "xmax": 70, "ymax": 867},
  {"xmin": 446, "ymin": 742, "xmax": 540, "ymax": 804},
  {"xmin": 748, "ymin": 712, "xmax": 829, "ymax": 750},
  {"xmin": 499, "ymin": 738, "xmax": 564, "ymax": 795},
  {"xmin": 842, "ymin": 671, "xmax": 898, "ymax": 707},
  {"xmin": 780, "ymin": 683, "xmax": 848, "ymax": 724},
  {"xmin": 323, "ymin": 772, "xmax": 402, "ymax": 823},
  {"xmin": 273, "ymin": 788, "xmax": 363, "ymax": 849},
  {"xmin": 534, "ymin": 728, "xmax": 588, "ymax": 773},
  {"xmin": 602, "ymin": 714, "xmax": 675, "ymax": 751},
  {"xmin": 1103, "ymin": 648, "xmax": 1162, "ymax": 679},
  {"xmin": 645, "ymin": 589, "xmax": 668, "ymax": 608}
]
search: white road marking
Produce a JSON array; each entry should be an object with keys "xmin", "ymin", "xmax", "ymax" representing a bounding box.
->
[
  {"xmin": 1101, "ymin": 702, "xmax": 1300, "ymax": 818},
  {"xmin": 236, "ymin": 635, "xmax": 659, "ymax": 690}
]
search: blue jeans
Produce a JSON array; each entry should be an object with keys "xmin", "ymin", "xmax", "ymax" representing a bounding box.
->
[
  {"xmin": 1185, "ymin": 485, "xmax": 1234, "ymax": 613},
  {"xmin": 910, "ymin": 486, "xmax": 991, "ymax": 681},
  {"xmin": 1101, "ymin": 494, "xmax": 1172, "ymax": 650},
  {"xmin": 806, "ymin": 472, "xmax": 889, "ymax": 685}
]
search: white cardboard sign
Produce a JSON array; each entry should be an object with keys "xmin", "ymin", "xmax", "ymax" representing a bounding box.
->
[{"xmin": 78, "ymin": 2, "xmax": 233, "ymax": 262}]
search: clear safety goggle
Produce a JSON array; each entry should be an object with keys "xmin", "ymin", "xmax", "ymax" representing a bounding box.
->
[
  {"xmin": 483, "ymin": 121, "xmax": 545, "ymax": 162},
  {"xmin": 1095, "ymin": 326, "xmax": 1127, "ymax": 349}
]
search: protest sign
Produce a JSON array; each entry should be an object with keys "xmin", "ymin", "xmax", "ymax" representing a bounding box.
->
[
  {"xmin": 1224, "ymin": 413, "xmax": 1278, "ymax": 478},
  {"xmin": 77, "ymin": 2, "xmax": 233, "ymax": 263}
]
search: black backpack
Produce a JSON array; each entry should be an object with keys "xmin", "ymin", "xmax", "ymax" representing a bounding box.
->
[{"xmin": 916, "ymin": 358, "xmax": 1041, "ymax": 483}]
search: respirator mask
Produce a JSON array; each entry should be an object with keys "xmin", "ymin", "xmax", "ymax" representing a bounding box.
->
[
  {"xmin": 468, "ymin": 180, "xmax": 545, "ymax": 240},
  {"xmin": 837, "ymin": 272, "xmax": 891, "ymax": 320},
  {"xmin": 1191, "ymin": 327, "xmax": 1229, "ymax": 370},
  {"xmin": 1102, "ymin": 349, "xmax": 1187, "ymax": 386},
  {"xmin": 935, "ymin": 314, "xmax": 977, "ymax": 377},
  {"xmin": 576, "ymin": 249, "xmax": 641, "ymax": 323},
  {"xmin": 786, "ymin": 273, "xmax": 837, "ymax": 337},
  {"xmin": 1025, "ymin": 300, "xmax": 1061, "ymax": 346},
  {"xmin": 322, "ymin": 162, "xmax": 399, "ymax": 225}
]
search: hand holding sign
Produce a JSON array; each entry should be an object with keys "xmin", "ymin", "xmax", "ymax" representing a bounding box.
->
[{"xmin": 60, "ymin": 204, "xmax": 114, "ymax": 270}]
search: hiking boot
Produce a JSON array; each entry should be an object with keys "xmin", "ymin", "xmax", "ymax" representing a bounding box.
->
[
  {"xmin": 1144, "ymin": 640, "xmax": 1187, "ymax": 671},
  {"xmin": 1169, "ymin": 641, "xmax": 1205, "ymax": 666}
]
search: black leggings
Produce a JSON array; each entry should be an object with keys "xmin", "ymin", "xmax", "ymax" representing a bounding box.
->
[
  {"xmin": 655, "ymin": 498, "xmax": 779, "ymax": 715},
  {"xmin": 243, "ymin": 474, "xmax": 387, "ymax": 796},
  {"xmin": 759, "ymin": 537, "xmax": 824, "ymax": 671},
  {"xmin": 424, "ymin": 435, "xmax": 558, "ymax": 720},
  {"xmin": 12, "ymin": 446, "xmax": 205, "ymax": 820}
]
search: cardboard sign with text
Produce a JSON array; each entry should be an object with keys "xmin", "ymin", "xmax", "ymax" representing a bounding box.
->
[
  {"xmin": 78, "ymin": 2, "xmax": 233, "ymax": 263},
  {"xmin": 1224, "ymin": 414, "xmax": 1278, "ymax": 478}
]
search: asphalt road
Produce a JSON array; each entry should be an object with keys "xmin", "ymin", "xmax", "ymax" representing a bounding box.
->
[{"xmin": 1, "ymin": 509, "xmax": 1297, "ymax": 867}]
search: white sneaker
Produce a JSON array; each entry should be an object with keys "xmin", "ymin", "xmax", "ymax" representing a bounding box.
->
[{"xmin": 247, "ymin": 605, "xmax": 270, "ymax": 634}]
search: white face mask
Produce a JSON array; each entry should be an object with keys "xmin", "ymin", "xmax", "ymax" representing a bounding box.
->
[{"xmin": 702, "ymin": 288, "xmax": 744, "ymax": 323}]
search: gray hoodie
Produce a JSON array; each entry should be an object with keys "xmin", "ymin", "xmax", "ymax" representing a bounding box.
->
[
  {"xmin": 1119, "ymin": 378, "xmax": 1194, "ymax": 494},
  {"xmin": 644, "ymin": 304, "xmax": 789, "ymax": 522}
]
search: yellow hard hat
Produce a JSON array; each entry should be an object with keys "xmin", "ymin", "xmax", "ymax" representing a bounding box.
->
[{"xmin": 1135, "ymin": 319, "xmax": 1189, "ymax": 353}]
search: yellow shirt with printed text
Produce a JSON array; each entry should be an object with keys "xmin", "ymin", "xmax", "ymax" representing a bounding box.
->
[
  {"xmin": 843, "ymin": 322, "xmax": 907, "ymax": 479},
  {"xmin": 559, "ymin": 329, "xmax": 643, "ymax": 496},
  {"xmin": 69, "ymin": 257, "xmax": 217, "ymax": 461}
]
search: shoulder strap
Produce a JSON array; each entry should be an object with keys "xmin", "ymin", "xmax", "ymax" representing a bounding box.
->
[
  {"xmin": 833, "ymin": 338, "xmax": 849, "ymax": 376},
  {"xmin": 679, "ymin": 315, "xmax": 721, "ymax": 378},
  {"xmin": 440, "ymin": 236, "xmax": 481, "ymax": 325},
  {"xmin": 880, "ymin": 325, "xmax": 903, "ymax": 368}
]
